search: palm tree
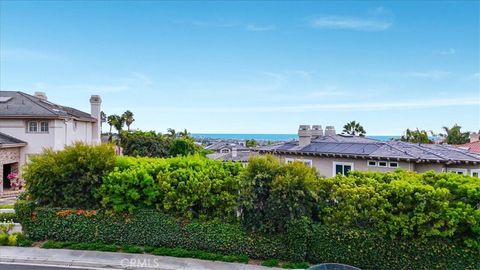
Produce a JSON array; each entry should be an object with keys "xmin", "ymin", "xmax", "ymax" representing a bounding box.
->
[
  {"xmin": 100, "ymin": 111, "xmax": 107, "ymax": 131},
  {"xmin": 179, "ymin": 129, "xmax": 190, "ymax": 138},
  {"xmin": 167, "ymin": 128, "xmax": 176, "ymax": 138},
  {"xmin": 112, "ymin": 114, "xmax": 125, "ymax": 133},
  {"xmin": 107, "ymin": 115, "xmax": 116, "ymax": 135},
  {"xmin": 122, "ymin": 110, "xmax": 135, "ymax": 131},
  {"xmin": 440, "ymin": 124, "xmax": 469, "ymax": 144},
  {"xmin": 343, "ymin": 121, "xmax": 366, "ymax": 137}
]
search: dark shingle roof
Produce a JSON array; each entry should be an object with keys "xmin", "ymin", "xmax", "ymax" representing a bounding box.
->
[
  {"xmin": 0, "ymin": 132, "xmax": 26, "ymax": 146},
  {"xmin": 205, "ymin": 141, "xmax": 249, "ymax": 151},
  {"xmin": 259, "ymin": 134, "xmax": 480, "ymax": 164},
  {"xmin": 207, "ymin": 151, "xmax": 258, "ymax": 162},
  {"xmin": 0, "ymin": 91, "xmax": 95, "ymax": 121}
]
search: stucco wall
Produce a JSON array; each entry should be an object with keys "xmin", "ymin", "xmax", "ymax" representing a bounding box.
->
[
  {"xmin": 0, "ymin": 118, "xmax": 95, "ymax": 166},
  {"xmin": 275, "ymin": 154, "xmax": 412, "ymax": 177}
]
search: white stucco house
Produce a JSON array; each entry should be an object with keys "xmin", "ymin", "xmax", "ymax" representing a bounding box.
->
[{"xmin": 0, "ymin": 91, "xmax": 102, "ymax": 195}]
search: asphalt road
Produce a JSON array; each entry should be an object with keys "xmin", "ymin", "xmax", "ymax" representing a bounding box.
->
[{"xmin": 0, "ymin": 264, "xmax": 111, "ymax": 270}]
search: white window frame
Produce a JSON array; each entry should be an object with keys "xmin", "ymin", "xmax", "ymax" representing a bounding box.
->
[
  {"xmin": 378, "ymin": 161, "xmax": 388, "ymax": 167},
  {"xmin": 471, "ymin": 169, "xmax": 480, "ymax": 178},
  {"xmin": 447, "ymin": 168, "xmax": 468, "ymax": 175},
  {"xmin": 389, "ymin": 162, "xmax": 399, "ymax": 168},
  {"xmin": 332, "ymin": 161, "xmax": 354, "ymax": 177},
  {"xmin": 367, "ymin": 160, "xmax": 377, "ymax": 167},
  {"xmin": 27, "ymin": 120, "xmax": 49, "ymax": 133},
  {"xmin": 220, "ymin": 148, "xmax": 230, "ymax": 154},
  {"xmin": 285, "ymin": 158, "xmax": 313, "ymax": 167}
]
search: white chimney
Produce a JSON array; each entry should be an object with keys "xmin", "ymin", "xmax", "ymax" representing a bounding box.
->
[
  {"xmin": 90, "ymin": 95, "xmax": 102, "ymax": 145},
  {"xmin": 311, "ymin": 125, "xmax": 324, "ymax": 137},
  {"xmin": 232, "ymin": 147, "xmax": 237, "ymax": 158},
  {"xmin": 298, "ymin": 125, "xmax": 311, "ymax": 147},
  {"xmin": 325, "ymin": 126, "xmax": 336, "ymax": 136},
  {"xmin": 470, "ymin": 132, "xmax": 480, "ymax": 143},
  {"xmin": 34, "ymin": 92, "xmax": 48, "ymax": 101}
]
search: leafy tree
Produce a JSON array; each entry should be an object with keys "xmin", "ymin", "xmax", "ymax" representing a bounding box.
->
[
  {"xmin": 122, "ymin": 110, "xmax": 135, "ymax": 131},
  {"xmin": 245, "ymin": 139, "xmax": 258, "ymax": 148},
  {"xmin": 178, "ymin": 129, "xmax": 190, "ymax": 138},
  {"xmin": 120, "ymin": 130, "xmax": 171, "ymax": 157},
  {"xmin": 399, "ymin": 128, "xmax": 433, "ymax": 143},
  {"xmin": 440, "ymin": 124, "xmax": 469, "ymax": 144},
  {"xmin": 167, "ymin": 128, "xmax": 176, "ymax": 138},
  {"xmin": 343, "ymin": 121, "xmax": 366, "ymax": 137},
  {"xmin": 169, "ymin": 137, "xmax": 197, "ymax": 157}
]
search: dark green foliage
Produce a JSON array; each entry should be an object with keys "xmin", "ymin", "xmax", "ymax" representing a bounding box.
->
[
  {"xmin": 343, "ymin": 121, "xmax": 366, "ymax": 137},
  {"xmin": 261, "ymin": 259, "xmax": 279, "ymax": 267},
  {"xmin": 98, "ymin": 156, "xmax": 242, "ymax": 221},
  {"xmin": 17, "ymin": 207, "xmax": 479, "ymax": 269},
  {"xmin": 22, "ymin": 142, "xmax": 116, "ymax": 208},
  {"xmin": 307, "ymin": 225, "xmax": 480, "ymax": 270},
  {"xmin": 120, "ymin": 130, "xmax": 171, "ymax": 157},
  {"xmin": 245, "ymin": 139, "xmax": 257, "ymax": 147},
  {"xmin": 239, "ymin": 155, "xmax": 320, "ymax": 233},
  {"xmin": 42, "ymin": 240, "xmax": 118, "ymax": 252},
  {"xmin": 119, "ymin": 130, "xmax": 205, "ymax": 158}
]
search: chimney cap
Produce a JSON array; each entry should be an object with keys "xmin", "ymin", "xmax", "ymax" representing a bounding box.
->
[
  {"xmin": 299, "ymin": 125, "xmax": 311, "ymax": 130},
  {"xmin": 90, "ymin": 95, "xmax": 102, "ymax": 103},
  {"xmin": 34, "ymin": 91, "xmax": 48, "ymax": 101}
]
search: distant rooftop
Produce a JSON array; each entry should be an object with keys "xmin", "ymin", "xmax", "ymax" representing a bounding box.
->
[{"xmin": 259, "ymin": 134, "xmax": 480, "ymax": 165}]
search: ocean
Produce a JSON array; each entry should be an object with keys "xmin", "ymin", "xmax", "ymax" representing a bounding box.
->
[{"xmin": 192, "ymin": 133, "xmax": 400, "ymax": 141}]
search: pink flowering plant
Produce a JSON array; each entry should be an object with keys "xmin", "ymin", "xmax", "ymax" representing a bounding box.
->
[{"xmin": 7, "ymin": 172, "xmax": 22, "ymax": 190}]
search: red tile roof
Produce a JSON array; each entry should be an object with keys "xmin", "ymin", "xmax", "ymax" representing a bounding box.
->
[{"xmin": 456, "ymin": 141, "xmax": 480, "ymax": 154}]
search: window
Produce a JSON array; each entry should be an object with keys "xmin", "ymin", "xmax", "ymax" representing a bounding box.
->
[
  {"xmin": 333, "ymin": 162, "xmax": 354, "ymax": 176},
  {"xmin": 389, "ymin": 162, "xmax": 399, "ymax": 168},
  {"xmin": 367, "ymin": 161, "xmax": 377, "ymax": 166},
  {"xmin": 285, "ymin": 158, "xmax": 313, "ymax": 167},
  {"xmin": 28, "ymin": 121, "xmax": 38, "ymax": 132},
  {"xmin": 447, "ymin": 168, "xmax": 468, "ymax": 175},
  {"xmin": 220, "ymin": 149, "xmax": 230, "ymax": 153},
  {"xmin": 378, "ymin": 161, "xmax": 388, "ymax": 167},
  {"xmin": 27, "ymin": 121, "xmax": 49, "ymax": 133},
  {"xmin": 40, "ymin": 121, "xmax": 49, "ymax": 132},
  {"xmin": 471, "ymin": 169, "xmax": 480, "ymax": 178}
]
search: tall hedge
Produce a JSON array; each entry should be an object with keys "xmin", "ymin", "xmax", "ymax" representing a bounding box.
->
[
  {"xmin": 15, "ymin": 203, "xmax": 479, "ymax": 269},
  {"xmin": 317, "ymin": 170, "xmax": 480, "ymax": 248},
  {"xmin": 22, "ymin": 142, "xmax": 116, "ymax": 209},
  {"xmin": 98, "ymin": 156, "xmax": 243, "ymax": 221}
]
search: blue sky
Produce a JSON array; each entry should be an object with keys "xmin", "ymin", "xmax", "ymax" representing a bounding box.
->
[{"xmin": 1, "ymin": 1, "xmax": 479, "ymax": 135}]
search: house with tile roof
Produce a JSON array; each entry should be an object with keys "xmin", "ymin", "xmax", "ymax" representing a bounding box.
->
[
  {"xmin": 258, "ymin": 125, "xmax": 480, "ymax": 178},
  {"xmin": 0, "ymin": 91, "xmax": 102, "ymax": 195},
  {"xmin": 455, "ymin": 132, "xmax": 480, "ymax": 154}
]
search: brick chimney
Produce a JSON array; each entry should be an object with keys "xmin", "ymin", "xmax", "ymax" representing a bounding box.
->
[
  {"xmin": 298, "ymin": 125, "xmax": 311, "ymax": 147},
  {"xmin": 90, "ymin": 95, "xmax": 102, "ymax": 145}
]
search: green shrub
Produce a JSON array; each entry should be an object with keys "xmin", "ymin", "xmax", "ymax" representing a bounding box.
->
[
  {"xmin": 261, "ymin": 259, "xmax": 279, "ymax": 267},
  {"xmin": 22, "ymin": 142, "xmax": 116, "ymax": 208},
  {"xmin": 99, "ymin": 156, "xmax": 243, "ymax": 221},
  {"xmin": 317, "ymin": 170, "xmax": 480, "ymax": 248},
  {"xmin": 239, "ymin": 155, "xmax": 320, "ymax": 233},
  {"xmin": 282, "ymin": 262, "xmax": 309, "ymax": 269},
  {"xmin": 0, "ymin": 233, "xmax": 8, "ymax": 245},
  {"xmin": 0, "ymin": 205, "xmax": 14, "ymax": 209}
]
